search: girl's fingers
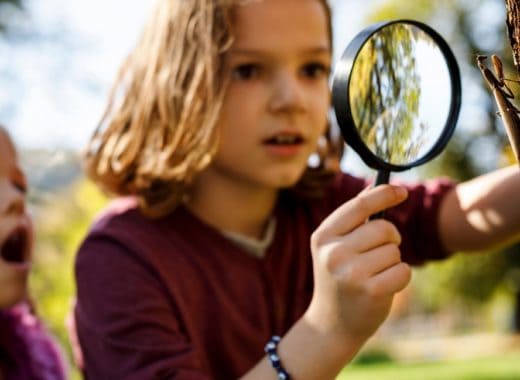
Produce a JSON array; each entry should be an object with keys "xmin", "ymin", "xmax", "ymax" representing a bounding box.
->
[
  {"xmin": 355, "ymin": 243, "xmax": 402, "ymax": 277},
  {"xmin": 317, "ymin": 185, "xmax": 408, "ymax": 239},
  {"xmin": 329, "ymin": 243, "xmax": 402, "ymax": 280},
  {"xmin": 342, "ymin": 219, "xmax": 401, "ymax": 253},
  {"xmin": 365, "ymin": 262, "xmax": 412, "ymax": 296}
]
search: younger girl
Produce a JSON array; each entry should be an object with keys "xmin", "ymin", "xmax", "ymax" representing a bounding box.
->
[
  {"xmin": 0, "ymin": 126, "xmax": 67, "ymax": 380},
  {"xmin": 74, "ymin": 1, "xmax": 520, "ymax": 379}
]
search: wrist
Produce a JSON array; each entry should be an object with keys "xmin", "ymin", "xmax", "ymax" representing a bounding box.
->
[
  {"xmin": 302, "ymin": 302, "xmax": 371, "ymax": 355},
  {"xmin": 300, "ymin": 311, "xmax": 367, "ymax": 360},
  {"xmin": 275, "ymin": 316, "xmax": 365, "ymax": 380},
  {"xmin": 240, "ymin": 316, "xmax": 366, "ymax": 380}
]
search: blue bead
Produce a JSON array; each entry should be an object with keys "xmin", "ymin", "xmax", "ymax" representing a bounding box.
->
[{"xmin": 265, "ymin": 335, "xmax": 291, "ymax": 380}]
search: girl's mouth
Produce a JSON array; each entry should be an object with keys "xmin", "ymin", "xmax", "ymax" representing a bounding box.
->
[
  {"xmin": 1, "ymin": 227, "xmax": 30, "ymax": 264},
  {"xmin": 262, "ymin": 132, "xmax": 306, "ymax": 157},
  {"xmin": 263, "ymin": 134, "xmax": 304, "ymax": 146}
]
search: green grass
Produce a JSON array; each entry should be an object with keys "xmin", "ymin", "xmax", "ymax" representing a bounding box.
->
[{"xmin": 337, "ymin": 351, "xmax": 520, "ymax": 380}]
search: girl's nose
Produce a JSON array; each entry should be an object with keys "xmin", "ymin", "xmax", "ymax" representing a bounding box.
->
[{"xmin": 268, "ymin": 72, "xmax": 306, "ymax": 113}]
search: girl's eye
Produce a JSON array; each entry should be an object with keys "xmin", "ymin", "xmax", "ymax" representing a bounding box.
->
[
  {"xmin": 12, "ymin": 170, "xmax": 27, "ymax": 194},
  {"xmin": 13, "ymin": 181, "xmax": 27, "ymax": 194},
  {"xmin": 232, "ymin": 64, "xmax": 260, "ymax": 80},
  {"xmin": 302, "ymin": 62, "xmax": 330, "ymax": 79}
]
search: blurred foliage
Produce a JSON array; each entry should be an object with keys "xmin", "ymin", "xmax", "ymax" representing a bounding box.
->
[
  {"xmin": 339, "ymin": 350, "xmax": 520, "ymax": 380},
  {"xmin": 0, "ymin": 0, "xmax": 22, "ymax": 33},
  {"xmin": 0, "ymin": 0, "xmax": 21, "ymax": 8},
  {"xmin": 352, "ymin": 348, "xmax": 395, "ymax": 366},
  {"xmin": 363, "ymin": 0, "xmax": 520, "ymax": 330},
  {"xmin": 413, "ymin": 251, "xmax": 509, "ymax": 311},
  {"xmin": 29, "ymin": 178, "xmax": 107, "ymax": 376}
]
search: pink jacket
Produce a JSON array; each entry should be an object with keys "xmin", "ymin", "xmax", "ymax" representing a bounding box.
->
[{"xmin": 0, "ymin": 303, "xmax": 67, "ymax": 380}]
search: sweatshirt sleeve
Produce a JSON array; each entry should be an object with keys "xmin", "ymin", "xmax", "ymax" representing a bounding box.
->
[{"xmin": 386, "ymin": 177, "xmax": 456, "ymax": 266}]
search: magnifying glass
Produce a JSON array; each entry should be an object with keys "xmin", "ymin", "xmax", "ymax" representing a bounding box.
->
[{"xmin": 332, "ymin": 20, "xmax": 461, "ymax": 217}]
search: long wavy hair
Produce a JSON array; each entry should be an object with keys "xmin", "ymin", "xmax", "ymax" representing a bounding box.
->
[{"xmin": 85, "ymin": 0, "xmax": 342, "ymax": 218}]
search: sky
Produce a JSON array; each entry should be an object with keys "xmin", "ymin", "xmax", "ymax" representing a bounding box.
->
[
  {"xmin": 0, "ymin": 0, "xmax": 375, "ymax": 150},
  {"xmin": 5, "ymin": 0, "xmax": 491, "ymax": 180},
  {"xmin": 1, "ymin": 0, "xmax": 156, "ymax": 149}
]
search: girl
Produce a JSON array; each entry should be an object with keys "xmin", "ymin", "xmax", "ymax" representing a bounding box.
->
[
  {"xmin": 74, "ymin": 0, "xmax": 520, "ymax": 379},
  {"xmin": 0, "ymin": 126, "xmax": 67, "ymax": 380}
]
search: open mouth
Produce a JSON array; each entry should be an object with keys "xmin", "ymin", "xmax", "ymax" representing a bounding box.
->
[
  {"xmin": 0, "ymin": 227, "xmax": 29, "ymax": 264},
  {"xmin": 263, "ymin": 134, "xmax": 304, "ymax": 146}
]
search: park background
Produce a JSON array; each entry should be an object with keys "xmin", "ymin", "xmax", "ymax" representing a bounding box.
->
[{"xmin": 2, "ymin": 0, "xmax": 520, "ymax": 378}]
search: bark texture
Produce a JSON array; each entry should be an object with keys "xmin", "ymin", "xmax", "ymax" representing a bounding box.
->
[{"xmin": 506, "ymin": 0, "xmax": 520, "ymax": 75}]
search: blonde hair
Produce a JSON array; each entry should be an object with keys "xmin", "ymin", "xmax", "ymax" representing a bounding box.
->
[{"xmin": 85, "ymin": 0, "xmax": 339, "ymax": 217}]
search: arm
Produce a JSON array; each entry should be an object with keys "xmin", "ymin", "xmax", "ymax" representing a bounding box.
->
[
  {"xmin": 241, "ymin": 318, "xmax": 362, "ymax": 380},
  {"xmin": 439, "ymin": 165, "xmax": 520, "ymax": 252},
  {"xmin": 241, "ymin": 185, "xmax": 411, "ymax": 380}
]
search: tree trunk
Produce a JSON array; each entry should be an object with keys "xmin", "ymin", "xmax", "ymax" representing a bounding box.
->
[
  {"xmin": 506, "ymin": 0, "xmax": 520, "ymax": 76},
  {"xmin": 506, "ymin": 1, "xmax": 520, "ymax": 332}
]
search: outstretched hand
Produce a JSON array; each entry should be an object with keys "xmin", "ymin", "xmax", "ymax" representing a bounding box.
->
[{"xmin": 305, "ymin": 184, "xmax": 411, "ymax": 348}]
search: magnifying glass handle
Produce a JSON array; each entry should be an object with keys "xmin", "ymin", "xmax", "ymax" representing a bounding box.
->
[
  {"xmin": 369, "ymin": 169, "xmax": 391, "ymax": 220},
  {"xmin": 373, "ymin": 170, "xmax": 390, "ymax": 187}
]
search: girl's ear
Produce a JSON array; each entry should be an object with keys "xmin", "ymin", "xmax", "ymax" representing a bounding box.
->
[
  {"xmin": 292, "ymin": 121, "xmax": 343, "ymax": 198},
  {"xmin": 321, "ymin": 121, "xmax": 344, "ymax": 172}
]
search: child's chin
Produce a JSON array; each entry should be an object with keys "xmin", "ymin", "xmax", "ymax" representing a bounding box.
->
[{"xmin": 0, "ymin": 273, "xmax": 28, "ymax": 309}]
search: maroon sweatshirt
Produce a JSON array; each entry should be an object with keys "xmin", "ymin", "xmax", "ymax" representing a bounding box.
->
[{"xmin": 75, "ymin": 173, "xmax": 454, "ymax": 379}]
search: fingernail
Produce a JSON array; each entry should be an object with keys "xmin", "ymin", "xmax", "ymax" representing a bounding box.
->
[{"xmin": 394, "ymin": 186, "xmax": 408, "ymax": 198}]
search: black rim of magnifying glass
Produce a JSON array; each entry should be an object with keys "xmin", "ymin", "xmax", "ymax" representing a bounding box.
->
[{"xmin": 332, "ymin": 19, "xmax": 462, "ymax": 173}]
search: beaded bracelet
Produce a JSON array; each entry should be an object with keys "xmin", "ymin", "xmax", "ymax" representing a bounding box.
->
[{"xmin": 264, "ymin": 335, "xmax": 291, "ymax": 380}]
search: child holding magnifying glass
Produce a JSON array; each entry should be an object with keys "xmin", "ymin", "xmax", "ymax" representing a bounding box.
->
[{"xmin": 73, "ymin": 1, "xmax": 520, "ymax": 379}]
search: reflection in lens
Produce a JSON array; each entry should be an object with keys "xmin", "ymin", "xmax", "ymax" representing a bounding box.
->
[{"xmin": 349, "ymin": 24, "xmax": 451, "ymax": 165}]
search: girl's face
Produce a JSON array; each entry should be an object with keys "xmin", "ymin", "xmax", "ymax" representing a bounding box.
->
[
  {"xmin": 209, "ymin": 0, "xmax": 331, "ymax": 192},
  {"xmin": 0, "ymin": 130, "xmax": 32, "ymax": 309}
]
